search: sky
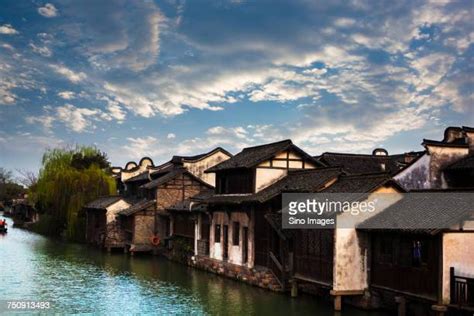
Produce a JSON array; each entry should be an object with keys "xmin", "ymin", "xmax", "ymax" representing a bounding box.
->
[{"xmin": 0, "ymin": 0, "xmax": 473, "ymax": 174}]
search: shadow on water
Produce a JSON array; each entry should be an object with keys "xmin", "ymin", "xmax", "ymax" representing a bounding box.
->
[{"xmin": 0, "ymin": 215, "xmax": 388, "ymax": 315}]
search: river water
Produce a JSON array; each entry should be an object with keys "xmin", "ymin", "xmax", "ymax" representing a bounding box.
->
[{"xmin": 0, "ymin": 215, "xmax": 388, "ymax": 315}]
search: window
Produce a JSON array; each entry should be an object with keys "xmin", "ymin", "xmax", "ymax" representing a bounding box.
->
[
  {"xmin": 216, "ymin": 170, "xmax": 254, "ymax": 194},
  {"xmin": 242, "ymin": 227, "xmax": 248, "ymax": 263},
  {"xmin": 232, "ymin": 222, "xmax": 240, "ymax": 246},
  {"xmin": 214, "ymin": 224, "xmax": 221, "ymax": 243}
]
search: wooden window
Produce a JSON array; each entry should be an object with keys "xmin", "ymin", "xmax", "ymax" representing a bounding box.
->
[
  {"xmin": 242, "ymin": 227, "xmax": 248, "ymax": 263},
  {"xmin": 214, "ymin": 224, "xmax": 221, "ymax": 243},
  {"xmin": 232, "ymin": 222, "xmax": 240, "ymax": 246},
  {"xmin": 223, "ymin": 225, "xmax": 229, "ymax": 260},
  {"xmin": 216, "ymin": 170, "xmax": 254, "ymax": 194}
]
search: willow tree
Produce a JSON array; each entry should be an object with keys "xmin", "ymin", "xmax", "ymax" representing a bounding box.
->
[{"xmin": 31, "ymin": 146, "xmax": 116, "ymax": 241}]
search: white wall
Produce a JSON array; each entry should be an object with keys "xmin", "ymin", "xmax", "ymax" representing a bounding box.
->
[
  {"xmin": 105, "ymin": 199, "xmax": 131, "ymax": 223},
  {"xmin": 442, "ymin": 232, "xmax": 474, "ymax": 304},
  {"xmin": 255, "ymin": 168, "xmax": 287, "ymax": 192},
  {"xmin": 333, "ymin": 187, "xmax": 402, "ymax": 292},
  {"xmin": 184, "ymin": 150, "xmax": 232, "ymax": 186},
  {"xmin": 209, "ymin": 211, "xmax": 254, "ymax": 267}
]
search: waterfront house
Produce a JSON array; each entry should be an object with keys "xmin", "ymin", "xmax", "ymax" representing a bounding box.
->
[
  {"xmin": 117, "ymin": 168, "xmax": 213, "ymax": 254},
  {"xmin": 84, "ymin": 196, "xmax": 131, "ymax": 250},
  {"xmin": 112, "ymin": 147, "xmax": 232, "ymax": 191},
  {"xmin": 258, "ymin": 171, "xmax": 404, "ymax": 310},
  {"xmin": 358, "ymin": 190, "xmax": 474, "ymax": 315},
  {"xmin": 86, "ymin": 147, "xmax": 231, "ymax": 253},
  {"xmin": 192, "ymin": 139, "xmax": 325, "ymax": 290},
  {"xmin": 394, "ymin": 126, "xmax": 474, "ymax": 190},
  {"xmin": 11, "ymin": 196, "xmax": 39, "ymax": 227}
]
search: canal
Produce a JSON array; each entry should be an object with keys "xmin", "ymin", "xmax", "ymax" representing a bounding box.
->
[{"xmin": 0, "ymin": 215, "xmax": 388, "ymax": 315}]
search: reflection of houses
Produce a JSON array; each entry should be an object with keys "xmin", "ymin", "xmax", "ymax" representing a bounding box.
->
[
  {"xmin": 358, "ymin": 191, "xmax": 474, "ymax": 314},
  {"xmin": 84, "ymin": 196, "xmax": 131, "ymax": 250},
  {"xmin": 395, "ymin": 126, "xmax": 474, "ymax": 190}
]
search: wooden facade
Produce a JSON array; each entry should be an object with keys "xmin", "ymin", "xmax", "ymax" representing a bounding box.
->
[
  {"xmin": 294, "ymin": 229, "xmax": 334, "ymax": 285},
  {"xmin": 85, "ymin": 209, "xmax": 106, "ymax": 246},
  {"xmin": 370, "ymin": 232, "xmax": 440, "ymax": 300}
]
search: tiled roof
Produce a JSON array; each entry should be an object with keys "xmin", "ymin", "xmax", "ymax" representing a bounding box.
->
[
  {"xmin": 206, "ymin": 139, "xmax": 323, "ymax": 173},
  {"xmin": 170, "ymin": 147, "xmax": 232, "ymax": 164},
  {"xmin": 140, "ymin": 168, "xmax": 186, "ymax": 189},
  {"xmin": 124, "ymin": 171, "xmax": 150, "ymax": 183},
  {"xmin": 140, "ymin": 168, "xmax": 213, "ymax": 190},
  {"xmin": 322, "ymin": 173, "xmax": 399, "ymax": 193},
  {"xmin": 206, "ymin": 167, "xmax": 342, "ymax": 204},
  {"xmin": 84, "ymin": 196, "xmax": 124, "ymax": 209},
  {"xmin": 358, "ymin": 192, "xmax": 474, "ymax": 234},
  {"xmin": 422, "ymin": 138, "xmax": 469, "ymax": 148},
  {"xmin": 316, "ymin": 152, "xmax": 422, "ymax": 175},
  {"xmin": 117, "ymin": 199, "xmax": 156, "ymax": 216}
]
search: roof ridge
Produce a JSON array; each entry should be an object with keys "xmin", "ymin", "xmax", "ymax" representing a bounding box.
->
[
  {"xmin": 339, "ymin": 172, "xmax": 391, "ymax": 178},
  {"xmin": 288, "ymin": 166, "xmax": 342, "ymax": 174},
  {"xmin": 241, "ymin": 139, "xmax": 292, "ymax": 151},
  {"xmin": 423, "ymin": 138, "xmax": 469, "ymax": 148},
  {"xmin": 320, "ymin": 152, "xmax": 408, "ymax": 158}
]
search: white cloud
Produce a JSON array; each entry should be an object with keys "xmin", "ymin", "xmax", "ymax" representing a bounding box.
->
[
  {"xmin": 1, "ymin": 43, "xmax": 14, "ymax": 51},
  {"xmin": 57, "ymin": 91, "xmax": 75, "ymax": 99},
  {"xmin": 167, "ymin": 133, "xmax": 176, "ymax": 139},
  {"xmin": 56, "ymin": 104, "xmax": 100, "ymax": 132},
  {"xmin": 125, "ymin": 136, "xmax": 160, "ymax": 157},
  {"xmin": 50, "ymin": 64, "xmax": 87, "ymax": 83},
  {"xmin": 0, "ymin": 24, "xmax": 18, "ymax": 35},
  {"xmin": 29, "ymin": 43, "xmax": 53, "ymax": 57},
  {"xmin": 38, "ymin": 3, "xmax": 59, "ymax": 18},
  {"xmin": 303, "ymin": 68, "xmax": 327, "ymax": 76},
  {"xmin": 334, "ymin": 18, "xmax": 356, "ymax": 28},
  {"xmin": 25, "ymin": 115, "xmax": 55, "ymax": 131}
]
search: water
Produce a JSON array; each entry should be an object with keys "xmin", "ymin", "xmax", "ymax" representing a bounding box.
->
[{"xmin": 0, "ymin": 215, "xmax": 388, "ymax": 315}]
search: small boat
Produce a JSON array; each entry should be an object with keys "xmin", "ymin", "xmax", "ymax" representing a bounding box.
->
[{"xmin": 0, "ymin": 226, "xmax": 7, "ymax": 233}]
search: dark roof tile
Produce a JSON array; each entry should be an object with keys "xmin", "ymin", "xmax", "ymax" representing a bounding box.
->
[
  {"xmin": 358, "ymin": 192, "xmax": 474, "ymax": 234},
  {"xmin": 206, "ymin": 140, "xmax": 322, "ymax": 172},
  {"xmin": 317, "ymin": 152, "xmax": 422, "ymax": 175},
  {"xmin": 206, "ymin": 167, "xmax": 342, "ymax": 204},
  {"xmin": 84, "ymin": 196, "xmax": 124, "ymax": 209},
  {"xmin": 118, "ymin": 199, "xmax": 156, "ymax": 216}
]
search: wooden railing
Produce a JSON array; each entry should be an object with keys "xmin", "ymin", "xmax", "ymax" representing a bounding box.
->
[
  {"xmin": 451, "ymin": 267, "xmax": 474, "ymax": 307},
  {"xmin": 269, "ymin": 251, "xmax": 286, "ymax": 288}
]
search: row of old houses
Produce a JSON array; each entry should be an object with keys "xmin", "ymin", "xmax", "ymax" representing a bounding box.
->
[{"xmin": 83, "ymin": 126, "xmax": 474, "ymax": 315}]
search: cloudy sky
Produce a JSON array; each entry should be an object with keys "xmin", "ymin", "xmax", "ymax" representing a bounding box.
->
[{"xmin": 0, "ymin": 0, "xmax": 472, "ymax": 173}]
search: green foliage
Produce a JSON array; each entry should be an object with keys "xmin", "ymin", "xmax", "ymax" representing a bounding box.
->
[{"xmin": 31, "ymin": 146, "xmax": 116, "ymax": 241}]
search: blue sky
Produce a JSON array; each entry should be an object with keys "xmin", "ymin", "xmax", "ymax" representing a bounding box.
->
[{"xmin": 0, "ymin": 0, "xmax": 472, "ymax": 173}]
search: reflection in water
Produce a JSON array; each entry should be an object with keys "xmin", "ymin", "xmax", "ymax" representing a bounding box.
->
[{"xmin": 0, "ymin": 216, "xmax": 387, "ymax": 315}]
